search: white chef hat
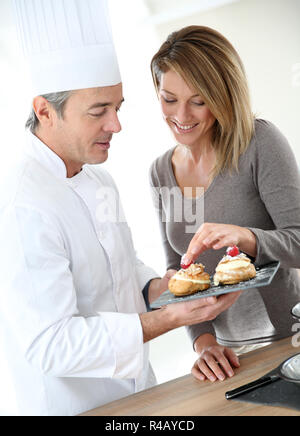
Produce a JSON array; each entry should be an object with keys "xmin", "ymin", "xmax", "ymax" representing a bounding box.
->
[{"xmin": 12, "ymin": 0, "xmax": 121, "ymax": 96}]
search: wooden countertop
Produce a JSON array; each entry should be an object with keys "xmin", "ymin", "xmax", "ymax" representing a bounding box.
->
[{"xmin": 81, "ymin": 336, "xmax": 300, "ymax": 416}]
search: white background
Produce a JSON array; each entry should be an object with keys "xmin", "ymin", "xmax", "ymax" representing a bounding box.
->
[{"xmin": 0, "ymin": 0, "xmax": 299, "ymax": 386}]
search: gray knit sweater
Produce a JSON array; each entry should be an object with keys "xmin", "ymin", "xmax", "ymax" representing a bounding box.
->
[{"xmin": 150, "ymin": 119, "xmax": 300, "ymax": 347}]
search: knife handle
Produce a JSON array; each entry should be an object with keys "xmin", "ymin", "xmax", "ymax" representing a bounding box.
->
[{"xmin": 225, "ymin": 376, "xmax": 277, "ymax": 400}]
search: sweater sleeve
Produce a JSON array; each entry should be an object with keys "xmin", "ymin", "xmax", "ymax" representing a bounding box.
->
[{"xmin": 248, "ymin": 120, "xmax": 300, "ymax": 268}]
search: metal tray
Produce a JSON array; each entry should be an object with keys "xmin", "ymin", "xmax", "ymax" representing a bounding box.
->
[{"xmin": 150, "ymin": 261, "xmax": 280, "ymax": 309}]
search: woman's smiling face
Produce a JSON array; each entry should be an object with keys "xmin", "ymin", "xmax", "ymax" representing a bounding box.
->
[{"xmin": 159, "ymin": 69, "xmax": 216, "ymax": 148}]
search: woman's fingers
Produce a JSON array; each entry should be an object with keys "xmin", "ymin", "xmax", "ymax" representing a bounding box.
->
[
  {"xmin": 213, "ymin": 350, "xmax": 235, "ymax": 378},
  {"xmin": 182, "ymin": 223, "xmax": 242, "ymax": 265},
  {"xmin": 192, "ymin": 357, "xmax": 217, "ymax": 382},
  {"xmin": 199, "ymin": 354, "xmax": 225, "ymax": 381},
  {"xmin": 224, "ymin": 347, "xmax": 240, "ymax": 368},
  {"xmin": 191, "ymin": 361, "xmax": 206, "ymax": 381},
  {"xmin": 192, "ymin": 347, "xmax": 240, "ymax": 382}
]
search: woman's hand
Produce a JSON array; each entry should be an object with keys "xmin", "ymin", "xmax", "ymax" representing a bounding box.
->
[
  {"xmin": 182, "ymin": 223, "xmax": 257, "ymax": 266},
  {"xmin": 192, "ymin": 340, "xmax": 240, "ymax": 382}
]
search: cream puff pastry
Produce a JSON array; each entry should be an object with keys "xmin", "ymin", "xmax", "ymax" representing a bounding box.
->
[
  {"xmin": 213, "ymin": 246, "xmax": 256, "ymax": 286},
  {"xmin": 169, "ymin": 263, "xmax": 211, "ymax": 297}
]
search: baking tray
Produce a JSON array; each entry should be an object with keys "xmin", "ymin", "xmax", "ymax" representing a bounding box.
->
[{"xmin": 150, "ymin": 261, "xmax": 280, "ymax": 309}]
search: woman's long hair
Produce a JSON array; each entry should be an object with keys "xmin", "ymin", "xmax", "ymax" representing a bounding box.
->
[{"xmin": 151, "ymin": 25, "xmax": 254, "ymax": 178}]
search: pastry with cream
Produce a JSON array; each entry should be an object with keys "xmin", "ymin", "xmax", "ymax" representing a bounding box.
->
[
  {"xmin": 213, "ymin": 246, "xmax": 256, "ymax": 286},
  {"xmin": 169, "ymin": 263, "xmax": 211, "ymax": 297}
]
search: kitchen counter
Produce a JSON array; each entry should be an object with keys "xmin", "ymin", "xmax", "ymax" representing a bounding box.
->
[{"xmin": 81, "ymin": 336, "xmax": 300, "ymax": 416}]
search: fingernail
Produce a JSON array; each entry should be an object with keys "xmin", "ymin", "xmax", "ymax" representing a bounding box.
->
[
  {"xmin": 182, "ymin": 254, "xmax": 190, "ymax": 262},
  {"xmin": 181, "ymin": 254, "xmax": 192, "ymax": 267}
]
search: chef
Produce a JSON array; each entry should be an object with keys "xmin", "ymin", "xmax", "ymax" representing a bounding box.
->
[{"xmin": 0, "ymin": 0, "xmax": 241, "ymax": 416}]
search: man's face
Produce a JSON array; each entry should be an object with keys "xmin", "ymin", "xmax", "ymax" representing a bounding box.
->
[{"xmin": 53, "ymin": 83, "xmax": 124, "ymax": 176}]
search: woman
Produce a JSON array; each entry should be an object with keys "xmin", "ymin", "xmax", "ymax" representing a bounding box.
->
[{"xmin": 149, "ymin": 25, "xmax": 300, "ymax": 383}]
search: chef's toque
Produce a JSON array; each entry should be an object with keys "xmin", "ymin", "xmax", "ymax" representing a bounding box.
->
[{"xmin": 12, "ymin": 0, "xmax": 121, "ymax": 96}]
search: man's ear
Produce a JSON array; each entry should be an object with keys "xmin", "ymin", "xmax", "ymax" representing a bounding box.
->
[{"xmin": 32, "ymin": 96, "xmax": 55, "ymax": 128}]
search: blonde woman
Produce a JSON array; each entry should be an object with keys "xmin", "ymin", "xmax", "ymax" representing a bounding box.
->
[{"xmin": 149, "ymin": 26, "xmax": 300, "ymax": 383}]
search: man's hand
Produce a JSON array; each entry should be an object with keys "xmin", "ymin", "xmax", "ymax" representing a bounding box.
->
[
  {"xmin": 165, "ymin": 291, "xmax": 242, "ymax": 329},
  {"xmin": 140, "ymin": 291, "xmax": 242, "ymax": 343},
  {"xmin": 148, "ymin": 269, "xmax": 177, "ymax": 304}
]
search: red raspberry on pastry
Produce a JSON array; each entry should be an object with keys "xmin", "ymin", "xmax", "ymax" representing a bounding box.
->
[
  {"xmin": 226, "ymin": 245, "xmax": 240, "ymax": 257},
  {"xmin": 214, "ymin": 249, "xmax": 256, "ymax": 286}
]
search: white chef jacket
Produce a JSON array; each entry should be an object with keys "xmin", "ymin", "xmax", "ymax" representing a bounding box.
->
[{"xmin": 0, "ymin": 132, "xmax": 158, "ymax": 416}]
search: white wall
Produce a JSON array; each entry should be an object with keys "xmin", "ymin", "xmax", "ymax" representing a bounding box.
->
[{"xmin": 0, "ymin": 1, "xmax": 32, "ymax": 179}]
